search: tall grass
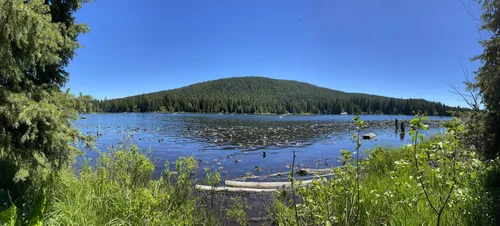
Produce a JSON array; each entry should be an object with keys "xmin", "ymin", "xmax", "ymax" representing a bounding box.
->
[{"xmin": 42, "ymin": 144, "xmax": 210, "ymax": 225}]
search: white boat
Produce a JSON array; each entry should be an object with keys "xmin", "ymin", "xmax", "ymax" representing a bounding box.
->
[
  {"xmin": 340, "ymin": 112, "xmax": 348, "ymax": 115},
  {"xmin": 80, "ymin": 115, "xmax": 87, "ymax": 119}
]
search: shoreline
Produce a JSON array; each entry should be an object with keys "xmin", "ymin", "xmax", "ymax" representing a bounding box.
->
[{"xmin": 79, "ymin": 111, "xmax": 452, "ymax": 117}]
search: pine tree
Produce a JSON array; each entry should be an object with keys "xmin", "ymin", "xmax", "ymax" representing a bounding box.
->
[
  {"xmin": 0, "ymin": 0, "xmax": 91, "ymax": 222},
  {"xmin": 473, "ymin": 0, "xmax": 500, "ymax": 159}
]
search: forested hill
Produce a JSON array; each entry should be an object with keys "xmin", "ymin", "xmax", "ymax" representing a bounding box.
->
[{"xmin": 91, "ymin": 77, "xmax": 462, "ymax": 116}]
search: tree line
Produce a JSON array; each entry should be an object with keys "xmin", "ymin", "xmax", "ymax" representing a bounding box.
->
[{"xmin": 90, "ymin": 77, "xmax": 462, "ymax": 116}]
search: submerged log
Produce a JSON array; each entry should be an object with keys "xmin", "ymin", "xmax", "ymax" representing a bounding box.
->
[
  {"xmin": 195, "ymin": 185, "xmax": 277, "ymax": 193},
  {"xmin": 225, "ymin": 180, "xmax": 313, "ymax": 189}
]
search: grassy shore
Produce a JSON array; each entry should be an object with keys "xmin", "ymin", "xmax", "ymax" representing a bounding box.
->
[{"xmin": 39, "ymin": 118, "xmax": 499, "ymax": 225}]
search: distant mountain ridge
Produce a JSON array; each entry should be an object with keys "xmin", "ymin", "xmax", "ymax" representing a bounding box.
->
[{"xmin": 91, "ymin": 77, "xmax": 461, "ymax": 116}]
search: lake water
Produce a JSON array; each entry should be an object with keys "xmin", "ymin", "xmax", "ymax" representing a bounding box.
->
[{"xmin": 74, "ymin": 113, "xmax": 450, "ymax": 181}]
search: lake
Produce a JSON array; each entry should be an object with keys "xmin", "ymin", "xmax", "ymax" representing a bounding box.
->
[{"xmin": 74, "ymin": 113, "xmax": 450, "ymax": 181}]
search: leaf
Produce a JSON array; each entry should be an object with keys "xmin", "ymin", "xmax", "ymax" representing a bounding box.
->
[
  {"xmin": 418, "ymin": 134, "xmax": 424, "ymax": 142},
  {"xmin": 29, "ymin": 189, "xmax": 46, "ymax": 226},
  {"xmin": 13, "ymin": 168, "xmax": 29, "ymax": 183},
  {"xmin": 0, "ymin": 205, "xmax": 17, "ymax": 226}
]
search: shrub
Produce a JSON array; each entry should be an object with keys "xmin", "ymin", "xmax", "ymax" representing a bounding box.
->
[
  {"xmin": 273, "ymin": 115, "xmax": 496, "ymax": 225},
  {"xmin": 43, "ymin": 145, "xmax": 200, "ymax": 225}
]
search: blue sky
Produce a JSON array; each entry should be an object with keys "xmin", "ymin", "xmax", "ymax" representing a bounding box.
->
[{"xmin": 66, "ymin": 0, "xmax": 484, "ymax": 107}]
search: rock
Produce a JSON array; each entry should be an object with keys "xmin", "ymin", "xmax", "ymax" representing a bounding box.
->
[
  {"xmin": 296, "ymin": 169, "xmax": 308, "ymax": 176},
  {"xmin": 362, "ymin": 133, "xmax": 376, "ymax": 140}
]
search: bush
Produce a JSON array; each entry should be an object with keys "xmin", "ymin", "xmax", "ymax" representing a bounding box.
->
[
  {"xmin": 273, "ymin": 116, "xmax": 498, "ymax": 225},
  {"xmin": 43, "ymin": 145, "xmax": 201, "ymax": 225}
]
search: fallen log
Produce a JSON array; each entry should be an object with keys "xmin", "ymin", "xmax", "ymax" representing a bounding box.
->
[
  {"xmin": 303, "ymin": 168, "xmax": 332, "ymax": 174},
  {"xmin": 248, "ymin": 216, "xmax": 273, "ymax": 223},
  {"xmin": 225, "ymin": 179, "xmax": 313, "ymax": 189},
  {"xmin": 234, "ymin": 168, "xmax": 333, "ymax": 181},
  {"xmin": 195, "ymin": 185, "xmax": 277, "ymax": 193}
]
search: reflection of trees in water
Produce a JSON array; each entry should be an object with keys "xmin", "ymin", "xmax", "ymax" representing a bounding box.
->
[{"xmin": 167, "ymin": 117, "xmax": 444, "ymax": 150}]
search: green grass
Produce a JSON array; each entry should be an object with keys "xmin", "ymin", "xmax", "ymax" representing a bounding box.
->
[{"xmin": 42, "ymin": 145, "xmax": 203, "ymax": 225}]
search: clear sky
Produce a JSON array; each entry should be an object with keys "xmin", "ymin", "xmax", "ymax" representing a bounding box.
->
[{"xmin": 66, "ymin": 0, "xmax": 485, "ymax": 107}]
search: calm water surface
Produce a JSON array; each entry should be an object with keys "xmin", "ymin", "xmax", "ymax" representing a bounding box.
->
[{"xmin": 75, "ymin": 113, "xmax": 450, "ymax": 180}]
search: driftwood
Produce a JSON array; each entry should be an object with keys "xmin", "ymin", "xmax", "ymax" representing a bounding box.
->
[
  {"xmin": 248, "ymin": 216, "xmax": 273, "ymax": 223},
  {"xmin": 234, "ymin": 168, "xmax": 333, "ymax": 181},
  {"xmin": 225, "ymin": 180, "xmax": 313, "ymax": 189},
  {"xmin": 195, "ymin": 185, "xmax": 277, "ymax": 193},
  {"xmin": 197, "ymin": 168, "xmax": 332, "ymax": 193},
  {"xmin": 303, "ymin": 168, "xmax": 332, "ymax": 174}
]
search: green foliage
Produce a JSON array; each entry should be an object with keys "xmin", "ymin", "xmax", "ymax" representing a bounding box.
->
[
  {"xmin": 472, "ymin": 1, "xmax": 500, "ymax": 221},
  {"xmin": 91, "ymin": 77, "xmax": 461, "ymax": 116},
  {"xmin": 409, "ymin": 115, "xmax": 478, "ymax": 225},
  {"xmin": 474, "ymin": 0, "xmax": 500, "ymax": 159},
  {"xmin": 459, "ymin": 111, "xmax": 489, "ymax": 152},
  {"xmin": 226, "ymin": 197, "xmax": 249, "ymax": 226},
  {"xmin": 197, "ymin": 168, "xmax": 227, "ymax": 226},
  {"xmin": 0, "ymin": 205, "xmax": 16, "ymax": 226},
  {"xmin": 0, "ymin": 0, "xmax": 92, "ymax": 223},
  {"xmin": 43, "ymin": 145, "xmax": 204, "ymax": 225},
  {"xmin": 475, "ymin": 0, "xmax": 500, "ymax": 112},
  {"xmin": 204, "ymin": 168, "xmax": 222, "ymax": 187},
  {"xmin": 273, "ymin": 115, "xmax": 497, "ymax": 225},
  {"xmin": 480, "ymin": 157, "xmax": 500, "ymax": 224}
]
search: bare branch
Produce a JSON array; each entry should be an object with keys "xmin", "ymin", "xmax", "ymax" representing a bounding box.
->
[
  {"xmin": 445, "ymin": 80, "xmax": 477, "ymax": 110},
  {"xmin": 460, "ymin": 0, "xmax": 480, "ymax": 21},
  {"xmin": 458, "ymin": 60, "xmax": 481, "ymax": 110},
  {"xmin": 444, "ymin": 59, "xmax": 482, "ymax": 111}
]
